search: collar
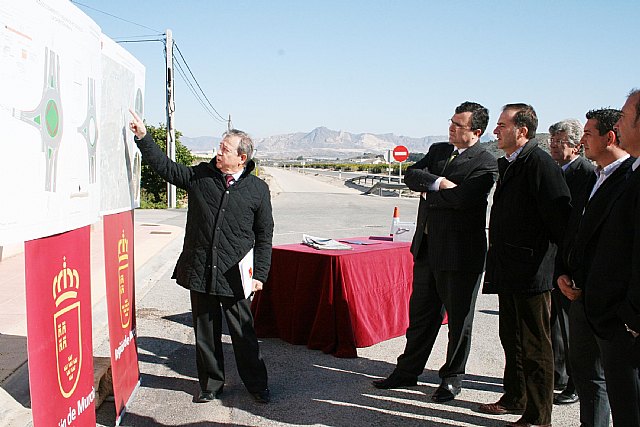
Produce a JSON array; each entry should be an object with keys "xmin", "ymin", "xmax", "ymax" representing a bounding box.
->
[
  {"xmin": 561, "ymin": 156, "xmax": 579, "ymax": 172},
  {"xmin": 504, "ymin": 145, "xmax": 525, "ymax": 163},
  {"xmin": 633, "ymin": 157, "xmax": 640, "ymax": 171},
  {"xmin": 595, "ymin": 154, "xmax": 630, "ymax": 177},
  {"xmin": 229, "ymin": 169, "xmax": 244, "ymax": 181}
]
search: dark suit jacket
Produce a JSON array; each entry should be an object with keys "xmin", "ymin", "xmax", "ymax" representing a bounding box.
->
[
  {"xmin": 586, "ymin": 162, "xmax": 640, "ymax": 339},
  {"xmin": 560, "ymin": 157, "xmax": 634, "ymax": 291},
  {"xmin": 404, "ymin": 142, "xmax": 498, "ymax": 273},
  {"xmin": 484, "ymin": 140, "xmax": 571, "ymax": 294},
  {"xmin": 564, "ymin": 156, "xmax": 595, "ymax": 203}
]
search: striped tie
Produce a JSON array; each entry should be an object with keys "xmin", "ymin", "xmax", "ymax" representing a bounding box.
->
[{"xmin": 443, "ymin": 149, "xmax": 459, "ymax": 171}]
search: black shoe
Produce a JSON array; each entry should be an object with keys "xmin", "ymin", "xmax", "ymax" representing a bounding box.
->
[
  {"xmin": 250, "ymin": 388, "xmax": 270, "ymax": 404},
  {"xmin": 553, "ymin": 381, "xmax": 568, "ymax": 391},
  {"xmin": 195, "ymin": 390, "xmax": 221, "ymax": 403},
  {"xmin": 372, "ymin": 374, "xmax": 417, "ymax": 389},
  {"xmin": 431, "ymin": 379, "xmax": 462, "ymax": 403},
  {"xmin": 554, "ymin": 390, "xmax": 579, "ymax": 405}
]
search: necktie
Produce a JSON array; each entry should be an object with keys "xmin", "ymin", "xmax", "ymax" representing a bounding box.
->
[
  {"xmin": 444, "ymin": 150, "xmax": 459, "ymax": 171},
  {"xmin": 225, "ymin": 174, "xmax": 235, "ymax": 188}
]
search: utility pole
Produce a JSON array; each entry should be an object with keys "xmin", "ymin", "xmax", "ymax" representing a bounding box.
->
[{"xmin": 165, "ymin": 29, "xmax": 176, "ymax": 208}]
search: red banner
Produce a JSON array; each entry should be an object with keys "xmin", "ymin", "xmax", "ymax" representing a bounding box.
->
[
  {"xmin": 25, "ymin": 226, "xmax": 96, "ymax": 427},
  {"xmin": 103, "ymin": 210, "xmax": 139, "ymax": 422}
]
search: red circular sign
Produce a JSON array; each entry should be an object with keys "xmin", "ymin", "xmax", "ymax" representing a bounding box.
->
[{"xmin": 392, "ymin": 145, "xmax": 409, "ymax": 162}]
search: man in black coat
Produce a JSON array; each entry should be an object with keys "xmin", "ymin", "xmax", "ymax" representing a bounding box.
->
[
  {"xmin": 557, "ymin": 108, "xmax": 634, "ymax": 427},
  {"xmin": 372, "ymin": 101, "xmax": 498, "ymax": 403},
  {"xmin": 548, "ymin": 118, "xmax": 595, "ymax": 405},
  {"xmin": 560, "ymin": 92, "xmax": 640, "ymax": 426},
  {"xmin": 478, "ymin": 104, "xmax": 571, "ymax": 427},
  {"xmin": 129, "ymin": 111, "xmax": 273, "ymax": 404}
]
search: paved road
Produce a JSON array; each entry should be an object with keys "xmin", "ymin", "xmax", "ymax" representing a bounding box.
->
[{"xmin": 93, "ymin": 168, "xmax": 587, "ymax": 426}]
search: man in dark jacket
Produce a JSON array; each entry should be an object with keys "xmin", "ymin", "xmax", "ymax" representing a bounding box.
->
[
  {"xmin": 129, "ymin": 111, "xmax": 273, "ymax": 404},
  {"xmin": 372, "ymin": 102, "xmax": 498, "ymax": 403},
  {"xmin": 478, "ymin": 104, "xmax": 571, "ymax": 427},
  {"xmin": 563, "ymin": 91, "xmax": 640, "ymax": 426},
  {"xmin": 557, "ymin": 108, "xmax": 634, "ymax": 427},
  {"xmin": 548, "ymin": 118, "xmax": 594, "ymax": 405}
]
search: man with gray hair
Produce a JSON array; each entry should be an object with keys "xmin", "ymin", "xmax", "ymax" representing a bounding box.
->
[
  {"xmin": 129, "ymin": 111, "xmax": 273, "ymax": 405},
  {"xmin": 548, "ymin": 119, "xmax": 595, "ymax": 405}
]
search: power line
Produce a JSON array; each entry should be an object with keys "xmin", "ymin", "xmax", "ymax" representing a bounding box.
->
[
  {"xmin": 70, "ymin": 1, "xmax": 162, "ymax": 34},
  {"xmin": 116, "ymin": 39, "xmax": 165, "ymax": 44},
  {"xmin": 71, "ymin": 1, "xmax": 229, "ymax": 128},
  {"xmin": 173, "ymin": 55, "xmax": 226, "ymax": 124},
  {"xmin": 174, "ymin": 43, "xmax": 227, "ymax": 122}
]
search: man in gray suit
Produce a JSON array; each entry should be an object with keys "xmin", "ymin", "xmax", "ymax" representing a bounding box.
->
[{"xmin": 373, "ymin": 101, "xmax": 498, "ymax": 403}]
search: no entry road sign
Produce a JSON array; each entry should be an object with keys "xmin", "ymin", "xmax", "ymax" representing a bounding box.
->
[{"xmin": 392, "ymin": 145, "xmax": 409, "ymax": 162}]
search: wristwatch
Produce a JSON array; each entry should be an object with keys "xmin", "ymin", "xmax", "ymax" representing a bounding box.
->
[{"xmin": 625, "ymin": 323, "xmax": 639, "ymax": 338}]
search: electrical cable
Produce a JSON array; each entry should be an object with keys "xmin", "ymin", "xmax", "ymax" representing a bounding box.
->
[
  {"xmin": 174, "ymin": 42, "xmax": 227, "ymax": 122},
  {"xmin": 70, "ymin": 1, "xmax": 162, "ymax": 33}
]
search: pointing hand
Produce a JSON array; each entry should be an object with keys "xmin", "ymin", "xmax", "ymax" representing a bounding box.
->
[{"xmin": 129, "ymin": 108, "xmax": 147, "ymax": 139}]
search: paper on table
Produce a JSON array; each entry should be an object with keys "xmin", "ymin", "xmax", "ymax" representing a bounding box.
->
[
  {"xmin": 238, "ymin": 248, "xmax": 254, "ymax": 299},
  {"xmin": 338, "ymin": 239, "xmax": 381, "ymax": 245},
  {"xmin": 302, "ymin": 234, "xmax": 352, "ymax": 250}
]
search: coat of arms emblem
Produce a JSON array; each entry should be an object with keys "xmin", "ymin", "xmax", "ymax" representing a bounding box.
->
[{"xmin": 53, "ymin": 256, "xmax": 82, "ymax": 398}]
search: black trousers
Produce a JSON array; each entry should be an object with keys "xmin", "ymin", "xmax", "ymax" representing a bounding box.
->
[
  {"xmin": 395, "ymin": 241, "xmax": 482, "ymax": 381},
  {"xmin": 551, "ymin": 288, "xmax": 573, "ymax": 389},
  {"xmin": 498, "ymin": 291, "xmax": 553, "ymax": 425},
  {"xmin": 595, "ymin": 326, "xmax": 640, "ymax": 426},
  {"xmin": 190, "ymin": 290, "xmax": 268, "ymax": 394},
  {"xmin": 569, "ymin": 298, "xmax": 609, "ymax": 427}
]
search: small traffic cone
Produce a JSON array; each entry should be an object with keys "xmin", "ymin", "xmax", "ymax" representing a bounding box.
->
[{"xmin": 389, "ymin": 206, "xmax": 400, "ymax": 236}]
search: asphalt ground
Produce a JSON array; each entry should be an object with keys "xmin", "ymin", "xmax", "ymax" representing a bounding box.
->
[{"xmin": 1, "ymin": 166, "xmax": 587, "ymax": 426}]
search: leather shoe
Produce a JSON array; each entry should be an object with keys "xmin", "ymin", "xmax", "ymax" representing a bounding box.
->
[
  {"xmin": 554, "ymin": 382, "xmax": 567, "ymax": 391},
  {"xmin": 195, "ymin": 390, "xmax": 221, "ymax": 403},
  {"xmin": 505, "ymin": 418, "xmax": 551, "ymax": 427},
  {"xmin": 372, "ymin": 374, "xmax": 417, "ymax": 389},
  {"xmin": 250, "ymin": 388, "xmax": 270, "ymax": 404},
  {"xmin": 553, "ymin": 390, "xmax": 578, "ymax": 405},
  {"xmin": 477, "ymin": 401, "xmax": 525, "ymax": 415},
  {"xmin": 431, "ymin": 379, "xmax": 462, "ymax": 403}
]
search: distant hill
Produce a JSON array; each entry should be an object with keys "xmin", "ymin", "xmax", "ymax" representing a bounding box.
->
[
  {"xmin": 245, "ymin": 127, "xmax": 447, "ymax": 159},
  {"xmin": 181, "ymin": 136, "xmax": 221, "ymax": 154},
  {"xmin": 181, "ymin": 129, "xmax": 551, "ymax": 160}
]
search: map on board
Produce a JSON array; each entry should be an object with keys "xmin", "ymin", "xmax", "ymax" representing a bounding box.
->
[
  {"xmin": 0, "ymin": 0, "xmax": 145, "ymax": 245},
  {"xmin": 99, "ymin": 36, "xmax": 143, "ymax": 215}
]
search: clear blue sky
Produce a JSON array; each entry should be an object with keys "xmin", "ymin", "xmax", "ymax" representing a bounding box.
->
[{"xmin": 73, "ymin": 0, "xmax": 639, "ymax": 139}]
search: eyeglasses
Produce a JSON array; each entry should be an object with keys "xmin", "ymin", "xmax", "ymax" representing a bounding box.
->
[
  {"xmin": 548, "ymin": 138, "xmax": 572, "ymax": 146},
  {"xmin": 448, "ymin": 119, "xmax": 471, "ymax": 130}
]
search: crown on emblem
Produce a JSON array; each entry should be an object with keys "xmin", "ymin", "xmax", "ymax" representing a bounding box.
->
[
  {"xmin": 52, "ymin": 256, "xmax": 79, "ymax": 307},
  {"xmin": 118, "ymin": 229, "xmax": 128, "ymax": 256}
]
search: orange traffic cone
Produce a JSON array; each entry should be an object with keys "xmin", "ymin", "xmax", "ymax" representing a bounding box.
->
[{"xmin": 390, "ymin": 206, "xmax": 400, "ymax": 236}]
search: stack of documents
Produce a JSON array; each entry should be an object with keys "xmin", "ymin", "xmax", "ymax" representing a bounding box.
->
[{"xmin": 302, "ymin": 234, "xmax": 352, "ymax": 250}]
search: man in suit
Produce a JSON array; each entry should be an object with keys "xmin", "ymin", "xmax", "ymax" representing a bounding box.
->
[
  {"xmin": 372, "ymin": 101, "xmax": 498, "ymax": 403},
  {"xmin": 479, "ymin": 104, "xmax": 571, "ymax": 427},
  {"xmin": 129, "ymin": 111, "xmax": 273, "ymax": 405},
  {"xmin": 615, "ymin": 89, "xmax": 640, "ymax": 372},
  {"xmin": 562, "ymin": 91, "xmax": 640, "ymax": 426},
  {"xmin": 557, "ymin": 108, "xmax": 633, "ymax": 426},
  {"xmin": 548, "ymin": 119, "xmax": 595, "ymax": 405}
]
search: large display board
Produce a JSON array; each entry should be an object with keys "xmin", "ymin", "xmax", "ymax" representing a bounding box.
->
[{"xmin": 0, "ymin": 0, "xmax": 144, "ymax": 245}]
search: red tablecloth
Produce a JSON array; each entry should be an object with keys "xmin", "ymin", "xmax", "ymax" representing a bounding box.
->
[{"xmin": 251, "ymin": 237, "xmax": 414, "ymax": 357}]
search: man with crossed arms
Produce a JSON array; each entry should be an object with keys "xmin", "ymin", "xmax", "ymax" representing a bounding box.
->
[{"xmin": 373, "ymin": 101, "xmax": 497, "ymax": 403}]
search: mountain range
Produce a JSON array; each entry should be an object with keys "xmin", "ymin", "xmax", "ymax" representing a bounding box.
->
[{"xmin": 182, "ymin": 127, "xmax": 447, "ymax": 159}]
